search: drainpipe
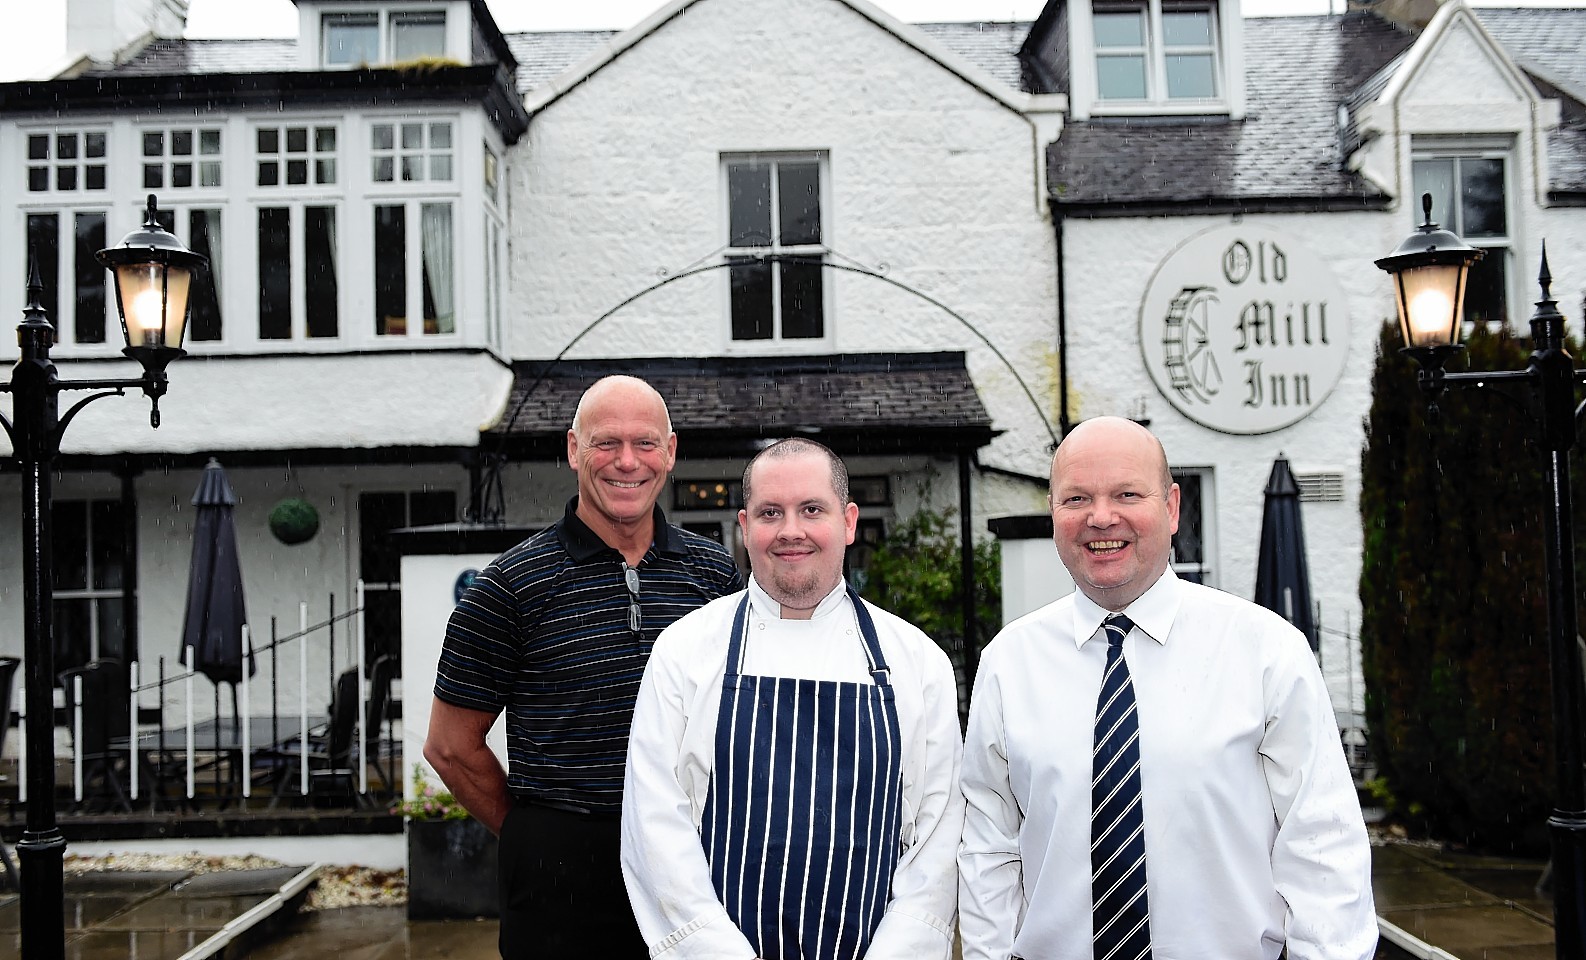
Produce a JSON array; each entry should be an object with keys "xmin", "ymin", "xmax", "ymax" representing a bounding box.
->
[
  {"xmin": 959, "ymin": 448, "xmax": 978, "ymax": 695},
  {"xmin": 1055, "ymin": 207, "xmax": 1072, "ymax": 439}
]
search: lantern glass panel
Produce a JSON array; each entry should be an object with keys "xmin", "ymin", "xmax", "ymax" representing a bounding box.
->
[
  {"xmin": 1394, "ymin": 262, "xmax": 1466, "ymax": 349},
  {"xmin": 115, "ymin": 262, "xmax": 191, "ymax": 350}
]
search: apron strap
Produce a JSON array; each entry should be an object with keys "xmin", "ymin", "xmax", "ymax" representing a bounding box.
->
[{"xmin": 727, "ymin": 585, "xmax": 893, "ymax": 688}]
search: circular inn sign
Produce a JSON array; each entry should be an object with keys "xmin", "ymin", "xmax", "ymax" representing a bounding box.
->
[{"xmin": 1139, "ymin": 224, "xmax": 1351, "ymax": 435}]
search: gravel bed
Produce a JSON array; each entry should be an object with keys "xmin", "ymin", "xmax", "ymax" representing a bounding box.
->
[{"xmin": 62, "ymin": 852, "xmax": 408, "ymax": 911}]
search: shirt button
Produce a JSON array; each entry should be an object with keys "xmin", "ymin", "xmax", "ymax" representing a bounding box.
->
[{"xmin": 757, "ymin": 622, "xmax": 766, "ymax": 630}]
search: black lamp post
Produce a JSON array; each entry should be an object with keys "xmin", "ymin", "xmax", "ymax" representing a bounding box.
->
[
  {"xmin": 1377, "ymin": 194, "xmax": 1586, "ymax": 960},
  {"xmin": 0, "ymin": 194, "xmax": 204, "ymax": 960}
]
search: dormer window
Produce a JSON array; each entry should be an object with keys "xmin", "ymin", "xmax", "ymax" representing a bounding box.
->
[
  {"xmin": 322, "ymin": 9, "xmax": 447, "ymax": 68},
  {"xmin": 1094, "ymin": 1, "xmax": 1219, "ymax": 103}
]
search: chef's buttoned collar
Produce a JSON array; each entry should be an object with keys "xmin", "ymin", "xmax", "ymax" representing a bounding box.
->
[
  {"xmin": 746, "ymin": 575, "xmax": 849, "ymax": 621},
  {"xmin": 1070, "ymin": 567, "xmax": 1180, "ymax": 650}
]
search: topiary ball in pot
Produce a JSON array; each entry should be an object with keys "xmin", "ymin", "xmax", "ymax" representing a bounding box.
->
[{"xmin": 269, "ymin": 497, "xmax": 320, "ymax": 545}]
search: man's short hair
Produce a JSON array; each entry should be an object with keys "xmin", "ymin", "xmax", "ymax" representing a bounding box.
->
[{"xmin": 742, "ymin": 438, "xmax": 849, "ymax": 506}]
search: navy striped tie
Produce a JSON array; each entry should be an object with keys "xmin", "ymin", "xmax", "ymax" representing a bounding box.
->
[{"xmin": 1092, "ymin": 613, "xmax": 1152, "ymax": 960}]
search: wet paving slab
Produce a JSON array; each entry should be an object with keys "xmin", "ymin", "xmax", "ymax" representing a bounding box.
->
[
  {"xmin": 1373, "ymin": 842, "xmax": 1553, "ymax": 959},
  {"xmin": 244, "ymin": 906, "xmax": 500, "ymax": 960},
  {"xmin": 0, "ymin": 865, "xmax": 315, "ymax": 960}
]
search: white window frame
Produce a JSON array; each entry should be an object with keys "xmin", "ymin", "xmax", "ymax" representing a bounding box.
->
[
  {"xmin": 1170, "ymin": 467, "xmax": 1216, "ymax": 588},
  {"xmin": 254, "ymin": 201, "xmax": 345, "ymax": 342},
  {"xmin": 370, "ymin": 119, "xmax": 455, "ymax": 186},
  {"xmin": 1410, "ymin": 137, "xmax": 1516, "ymax": 328},
  {"xmin": 23, "ymin": 128, "xmax": 110, "ymax": 196},
  {"xmin": 21, "ymin": 207, "xmax": 113, "ymax": 350},
  {"xmin": 138, "ymin": 125, "xmax": 224, "ymax": 193},
  {"xmin": 320, "ymin": 7, "xmax": 449, "ymax": 68},
  {"xmin": 1071, "ymin": 0, "xmax": 1237, "ymax": 119},
  {"xmin": 720, "ymin": 151, "xmax": 832, "ymax": 351},
  {"xmin": 253, "ymin": 122, "xmax": 340, "ymax": 190},
  {"xmin": 369, "ymin": 198, "xmax": 459, "ymax": 339}
]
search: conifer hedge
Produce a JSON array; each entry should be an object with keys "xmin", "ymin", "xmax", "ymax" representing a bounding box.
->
[{"xmin": 1360, "ymin": 321, "xmax": 1586, "ymax": 853}]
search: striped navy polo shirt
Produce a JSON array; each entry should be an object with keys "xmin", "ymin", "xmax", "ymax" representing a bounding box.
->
[{"xmin": 435, "ymin": 497, "xmax": 742, "ymax": 813}]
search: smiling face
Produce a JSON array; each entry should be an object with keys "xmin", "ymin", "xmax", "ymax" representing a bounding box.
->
[
  {"xmin": 567, "ymin": 377, "xmax": 677, "ymax": 538},
  {"xmin": 1050, "ymin": 417, "xmax": 1180, "ymax": 612},
  {"xmin": 738, "ymin": 446, "xmax": 859, "ymax": 620}
]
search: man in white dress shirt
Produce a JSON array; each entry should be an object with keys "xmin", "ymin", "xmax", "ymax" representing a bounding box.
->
[
  {"xmin": 622, "ymin": 438, "xmax": 964, "ymax": 960},
  {"xmin": 958, "ymin": 417, "xmax": 1376, "ymax": 960}
]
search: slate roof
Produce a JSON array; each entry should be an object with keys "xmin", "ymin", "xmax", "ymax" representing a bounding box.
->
[
  {"xmin": 914, "ymin": 21, "xmax": 1031, "ymax": 92},
  {"xmin": 503, "ymin": 30, "xmax": 617, "ymax": 96},
  {"xmin": 87, "ymin": 38, "xmax": 299, "ymax": 76},
  {"xmin": 1048, "ymin": 12, "xmax": 1416, "ymax": 212},
  {"xmin": 489, "ymin": 353, "xmax": 997, "ymax": 456},
  {"xmin": 1478, "ymin": 7, "xmax": 1586, "ymax": 105}
]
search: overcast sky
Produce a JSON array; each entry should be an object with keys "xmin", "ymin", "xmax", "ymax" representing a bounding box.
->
[{"xmin": 2, "ymin": 0, "xmax": 1578, "ymax": 83}]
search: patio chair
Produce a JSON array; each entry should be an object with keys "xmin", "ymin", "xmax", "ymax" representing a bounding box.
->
[
  {"xmin": 264, "ymin": 669, "xmax": 368, "ymax": 809},
  {"xmin": 0, "ymin": 655, "xmax": 19, "ymax": 890},
  {"xmin": 365, "ymin": 654, "xmax": 398, "ymax": 794},
  {"xmin": 58, "ymin": 662, "xmax": 133, "ymax": 813}
]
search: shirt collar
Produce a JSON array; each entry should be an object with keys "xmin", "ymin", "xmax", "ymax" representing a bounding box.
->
[
  {"xmin": 747, "ymin": 575, "xmax": 850, "ymax": 620},
  {"xmin": 557, "ymin": 495, "xmax": 686, "ymax": 563},
  {"xmin": 1069, "ymin": 568, "xmax": 1181, "ymax": 649}
]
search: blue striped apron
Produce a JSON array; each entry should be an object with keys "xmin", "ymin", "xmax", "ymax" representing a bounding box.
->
[{"xmin": 699, "ymin": 586, "xmax": 903, "ymax": 960}]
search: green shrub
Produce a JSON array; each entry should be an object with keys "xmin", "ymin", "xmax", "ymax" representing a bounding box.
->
[
  {"xmin": 860, "ymin": 504, "xmax": 1001, "ymax": 655},
  {"xmin": 1360, "ymin": 321, "xmax": 1584, "ymax": 853}
]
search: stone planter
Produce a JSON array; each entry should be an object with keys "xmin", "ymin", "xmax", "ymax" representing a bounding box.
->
[{"xmin": 406, "ymin": 817, "xmax": 499, "ymax": 919}]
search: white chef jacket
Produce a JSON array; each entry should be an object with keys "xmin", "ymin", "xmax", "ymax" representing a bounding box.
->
[
  {"xmin": 622, "ymin": 577, "xmax": 965, "ymax": 960},
  {"xmin": 958, "ymin": 569, "xmax": 1376, "ymax": 960}
]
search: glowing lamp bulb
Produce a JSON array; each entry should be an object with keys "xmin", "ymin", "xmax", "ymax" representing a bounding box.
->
[{"xmin": 129, "ymin": 288, "xmax": 165, "ymax": 336}]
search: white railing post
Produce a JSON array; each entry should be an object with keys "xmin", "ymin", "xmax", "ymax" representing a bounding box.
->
[
  {"xmin": 185, "ymin": 646, "xmax": 196, "ymax": 799},
  {"xmin": 16, "ymin": 696, "xmax": 25, "ymax": 803},
  {"xmin": 241, "ymin": 625, "xmax": 252, "ymax": 799},
  {"xmin": 356, "ymin": 579, "xmax": 368, "ymax": 796},
  {"xmin": 299, "ymin": 601, "xmax": 309, "ymax": 798},
  {"xmin": 72, "ymin": 675, "xmax": 83, "ymax": 803},
  {"xmin": 129, "ymin": 660, "xmax": 140, "ymax": 800}
]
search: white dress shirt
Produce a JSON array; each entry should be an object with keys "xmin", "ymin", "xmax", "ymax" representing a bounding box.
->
[
  {"xmin": 623, "ymin": 577, "xmax": 965, "ymax": 960},
  {"xmin": 959, "ymin": 569, "xmax": 1376, "ymax": 960}
]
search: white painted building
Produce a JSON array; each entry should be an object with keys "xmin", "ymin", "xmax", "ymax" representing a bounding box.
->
[{"xmin": 0, "ymin": 0, "xmax": 1583, "ymax": 759}]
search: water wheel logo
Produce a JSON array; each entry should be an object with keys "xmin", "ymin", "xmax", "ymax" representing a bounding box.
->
[{"xmin": 1162, "ymin": 285, "xmax": 1222, "ymax": 405}]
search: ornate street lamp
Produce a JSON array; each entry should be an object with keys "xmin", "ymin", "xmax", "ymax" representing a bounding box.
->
[
  {"xmin": 0, "ymin": 194, "xmax": 205, "ymax": 960},
  {"xmin": 1378, "ymin": 196, "xmax": 1586, "ymax": 960}
]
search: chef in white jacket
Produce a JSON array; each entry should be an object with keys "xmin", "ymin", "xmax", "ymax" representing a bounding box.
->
[{"xmin": 622, "ymin": 437, "xmax": 964, "ymax": 960}]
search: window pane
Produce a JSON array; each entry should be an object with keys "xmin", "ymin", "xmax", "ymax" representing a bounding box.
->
[
  {"xmin": 374, "ymin": 205, "xmax": 407, "ymax": 335},
  {"xmin": 392, "ymin": 13, "xmax": 446, "ymax": 61},
  {"xmin": 257, "ymin": 128, "xmax": 278, "ymax": 153},
  {"xmin": 258, "ymin": 207, "xmax": 292, "ymax": 339},
  {"xmin": 411, "ymin": 491, "xmax": 457, "ymax": 527},
  {"xmin": 172, "ymin": 129, "xmax": 192, "ymax": 156},
  {"xmin": 430, "ymin": 122, "xmax": 452, "ymax": 150},
  {"xmin": 1165, "ymin": 54, "xmax": 1216, "ymax": 98},
  {"xmin": 1097, "ymin": 55, "xmax": 1147, "ymax": 99},
  {"xmin": 401, "ymin": 156, "xmax": 422, "ymax": 181},
  {"xmin": 728, "ymin": 162, "xmax": 772, "ymax": 247},
  {"xmin": 28, "ymin": 167, "xmax": 47, "ymax": 192},
  {"xmin": 315, "ymin": 127, "xmax": 336, "ymax": 152},
  {"xmin": 372, "ymin": 123, "xmax": 394, "ymax": 151},
  {"xmin": 56, "ymin": 134, "xmax": 78, "ymax": 159},
  {"xmin": 305, "ymin": 206, "xmax": 339, "ymax": 339},
  {"xmin": 200, "ymin": 161, "xmax": 222, "ymax": 187},
  {"xmin": 52, "ymin": 501, "xmax": 89, "ymax": 591},
  {"xmin": 286, "ymin": 127, "xmax": 308, "ymax": 153},
  {"xmin": 188, "ymin": 209, "xmax": 223, "ymax": 342},
  {"xmin": 28, "ymin": 134, "xmax": 48, "ymax": 160},
  {"xmin": 287, "ymin": 159, "xmax": 308, "ymax": 185},
  {"xmin": 1411, "ymin": 158, "xmax": 1456, "ymax": 229},
  {"xmin": 59, "ymin": 166, "xmax": 79, "ymax": 191},
  {"xmin": 199, "ymin": 129, "xmax": 221, "ymax": 154},
  {"xmin": 1171, "ymin": 473, "xmax": 1204, "ymax": 565},
  {"xmin": 171, "ymin": 163, "xmax": 193, "ymax": 188},
  {"xmin": 729, "ymin": 257, "xmax": 772, "ymax": 340},
  {"xmin": 91, "ymin": 500, "xmax": 125, "ymax": 591},
  {"xmin": 143, "ymin": 164, "xmax": 163, "ymax": 189},
  {"xmin": 421, "ymin": 203, "xmax": 454, "ymax": 335},
  {"xmin": 26, "ymin": 213, "xmax": 59, "ymax": 325},
  {"xmin": 1163, "ymin": 10, "xmax": 1212, "ymax": 46},
  {"xmin": 257, "ymin": 160, "xmax": 279, "ymax": 187},
  {"xmin": 1094, "ymin": 10, "xmax": 1144, "ymax": 47},
  {"xmin": 85, "ymin": 165, "xmax": 106, "ymax": 190},
  {"xmin": 358, "ymin": 492, "xmax": 407, "ymax": 581},
  {"xmin": 780, "ymin": 257, "xmax": 823, "ymax": 339},
  {"xmin": 54, "ymin": 600, "xmax": 90, "ymax": 673},
  {"xmin": 1461, "ymin": 158, "xmax": 1506, "ymax": 238},
  {"xmin": 373, "ymin": 156, "xmax": 394, "ymax": 182},
  {"xmin": 73, "ymin": 213, "xmax": 106, "ymax": 344},
  {"xmin": 1465, "ymin": 247, "xmax": 1507, "ymax": 324},
  {"xmin": 325, "ymin": 14, "xmax": 379, "ymax": 65},
  {"xmin": 430, "ymin": 155, "xmax": 452, "ymax": 181},
  {"xmin": 401, "ymin": 124, "xmax": 423, "ymax": 149},
  {"xmin": 777, "ymin": 161, "xmax": 821, "ymax": 246},
  {"xmin": 95, "ymin": 598, "xmax": 126, "ymax": 663},
  {"xmin": 142, "ymin": 132, "xmax": 163, "ymax": 157},
  {"xmin": 316, "ymin": 159, "xmax": 337, "ymax": 184},
  {"xmin": 85, "ymin": 133, "xmax": 106, "ymax": 158}
]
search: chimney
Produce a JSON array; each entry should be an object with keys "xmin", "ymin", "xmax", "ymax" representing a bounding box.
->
[
  {"xmin": 1347, "ymin": 0, "xmax": 1444, "ymax": 31},
  {"xmin": 66, "ymin": 0, "xmax": 189, "ymax": 66}
]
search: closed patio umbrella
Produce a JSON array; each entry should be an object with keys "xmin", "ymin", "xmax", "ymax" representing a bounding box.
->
[
  {"xmin": 180, "ymin": 458, "xmax": 255, "ymax": 684},
  {"xmin": 1254, "ymin": 456, "xmax": 1318, "ymax": 653}
]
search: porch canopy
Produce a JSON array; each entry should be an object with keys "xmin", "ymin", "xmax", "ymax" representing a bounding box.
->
[{"xmin": 485, "ymin": 351, "xmax": 999, "ymax": 460}]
